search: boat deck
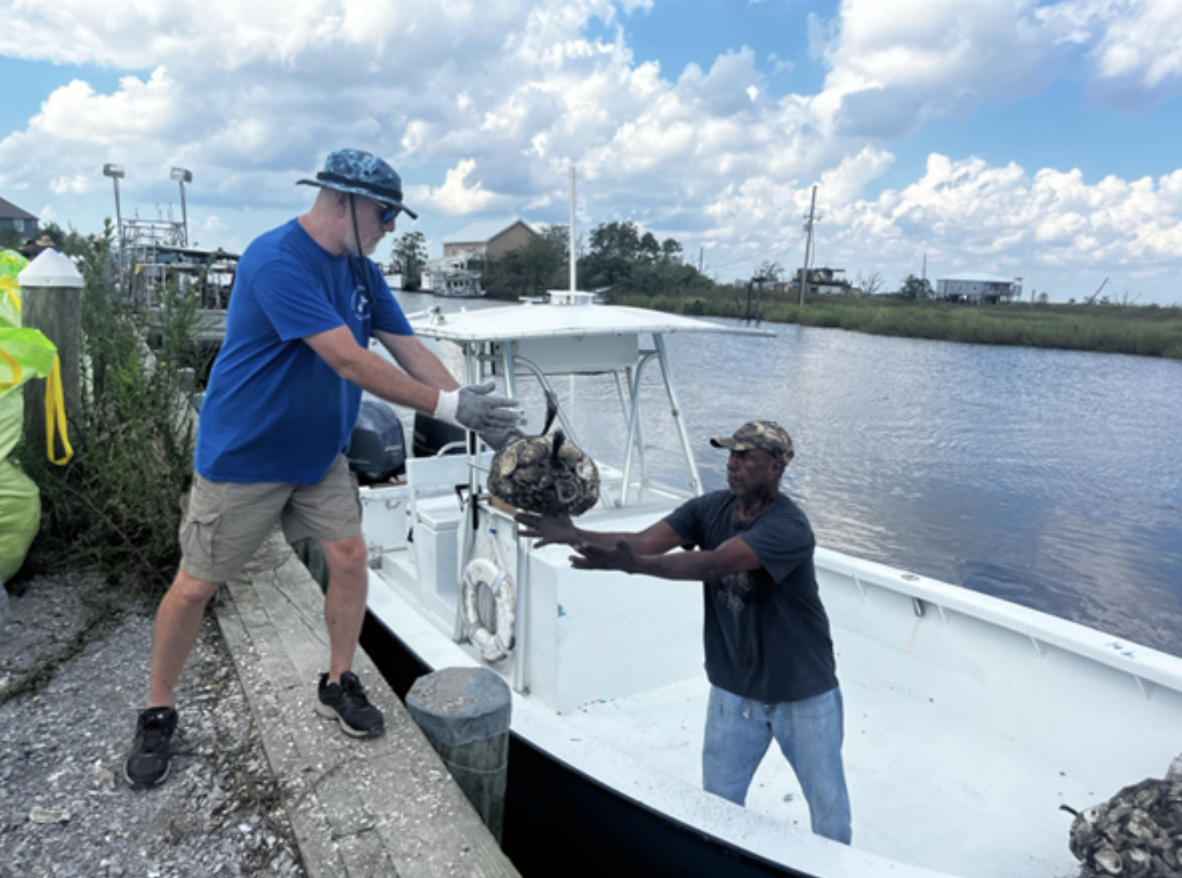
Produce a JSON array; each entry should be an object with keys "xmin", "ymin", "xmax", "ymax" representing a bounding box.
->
[
  {"xmin": 561, "ymin": 629, "xmax": 1089, "ymax": 878},
  {"xmin": 367, "ymin": 565, "xmax": 1113, "ymax": 878}
]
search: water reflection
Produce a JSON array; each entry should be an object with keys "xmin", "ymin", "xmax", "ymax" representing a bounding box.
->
[{"xmin": 391, "ymin": 292, "xmax": 1182, "ymax": 657}]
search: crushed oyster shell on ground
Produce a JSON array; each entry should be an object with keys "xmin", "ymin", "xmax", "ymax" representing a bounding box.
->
[{"xmin": 0, "ymin": 573, "xmax": 307, "ymax": 878}]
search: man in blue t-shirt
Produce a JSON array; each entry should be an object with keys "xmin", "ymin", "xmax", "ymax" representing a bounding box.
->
[
  {"xmin": 125, "ymin": 149, "xmax": 523, "ymax": 789},
  {"xmin": 515, "ymin": 421, "xmax": 852, "ymax": 844}
]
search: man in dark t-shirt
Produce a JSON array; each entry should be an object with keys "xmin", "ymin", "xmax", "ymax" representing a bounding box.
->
[{"xmin": 516, "ymin": 420, "xmax": 852, "ymax": 844}]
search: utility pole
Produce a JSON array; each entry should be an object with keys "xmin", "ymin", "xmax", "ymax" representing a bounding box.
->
[
  {"xmin": 698, "ymin": 246, "xmax": 704, "ymax": 274},
  {"xmin": 921, "ymin": 253, "xmax": 927, "ymax": 284},
  {"xmin": 798, "ymin": 185, "xmax": 818, "ymax": 306}
]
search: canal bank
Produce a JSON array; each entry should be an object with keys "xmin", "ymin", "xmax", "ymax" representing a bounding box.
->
[{"xmin": 0, "ymin": 535, "xmax": 520, "ymax": 878}]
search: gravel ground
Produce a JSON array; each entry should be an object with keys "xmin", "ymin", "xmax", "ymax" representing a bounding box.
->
[{"xmin": 0, "ymin": 572, "xmax": 308, "ymax": 878}]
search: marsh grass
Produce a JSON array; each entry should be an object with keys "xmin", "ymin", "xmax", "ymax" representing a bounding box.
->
[
  {"xmin": 610, "ymin": 290, "xmax": 1182, "ymax": 360},
  {"xmin": 16, "ymin": 235, "xmax": 212, "ymax": 594}
]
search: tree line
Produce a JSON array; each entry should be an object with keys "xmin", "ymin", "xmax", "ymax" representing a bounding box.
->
[{"xmin": 390, "ymin": 220, "xmax": 716, "ymax": 300}]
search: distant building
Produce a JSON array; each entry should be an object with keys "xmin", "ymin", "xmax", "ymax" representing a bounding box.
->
[
  {"xmin": 789, "ymin": 267, "xmax": 854, "ymax": 295},
  {"xmin": 0, "ymin": 195, "xmax": 38, "ymax": 240},
  {"xmin": 937, "ymin": 273, "xmax": 1023, "ymax": 304},
  {"xmin": 442, "ymin": 219, "xmax": 538, "ymax": 261}
]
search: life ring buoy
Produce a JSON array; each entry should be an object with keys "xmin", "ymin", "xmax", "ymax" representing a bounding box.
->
[{"xmin": 462, "ymin": 557, "xmax": 516, "ymax": 663}]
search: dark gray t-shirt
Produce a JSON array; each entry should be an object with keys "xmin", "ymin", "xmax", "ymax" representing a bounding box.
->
[{"xmin": 664, "ymin": 490, "xmax": 838, "ymax": 704}]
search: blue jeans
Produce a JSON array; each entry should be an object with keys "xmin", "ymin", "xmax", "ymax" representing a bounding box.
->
[{"xmin": 702, "ymin": 685, "xmax": 852, "ymax": 844}]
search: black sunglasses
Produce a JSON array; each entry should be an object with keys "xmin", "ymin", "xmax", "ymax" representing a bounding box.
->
[{"xmin": 376, "ymin": 202, "xmax": 401, "ymax": 224}]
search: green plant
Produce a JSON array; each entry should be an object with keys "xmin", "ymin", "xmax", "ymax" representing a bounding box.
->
[
  {"xmin": 390, "ymin": 231, "xmax": 428, "ymax": 291},
  {"xmin": 0, "ymin": 226, "xmax": 22, "ymax": 250},
  {"xmin": 17, "ymin": 228, "xmax": 210, "ymax": 593}
]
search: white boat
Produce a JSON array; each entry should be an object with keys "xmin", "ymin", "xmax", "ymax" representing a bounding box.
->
[
  {"xmin": 382, "ymin": 267, "xmax": 403, "ymax": 290},
  {"xmin": 421, "ymin": 255, "xmax": 486, "ymax": 298},
  {"xmin": 358, "ymin": 295, "xmax": 1182, "ymax": 878}
]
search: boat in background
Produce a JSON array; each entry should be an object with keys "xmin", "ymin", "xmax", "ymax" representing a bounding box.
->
[
  {"xmin": 380, "ymin": 261, "xmax": 403, "ymax": 291},
  {"xmin": 357, "ymin": 293, "xmax": 1182, "ymax": 878},
  {"xmin": 421, "ymin": 255, "xmax": 485, "ymax": 298}
]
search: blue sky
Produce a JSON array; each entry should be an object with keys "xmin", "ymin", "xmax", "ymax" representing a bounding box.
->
[{"xmin": 2, "ymin": 0, "xmax": 1182, "ymax": 303}]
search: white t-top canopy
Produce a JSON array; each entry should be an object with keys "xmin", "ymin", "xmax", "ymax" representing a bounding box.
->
[{"xmin": 411, "ymin": 302, "xmax": 775, "ymax": 344}]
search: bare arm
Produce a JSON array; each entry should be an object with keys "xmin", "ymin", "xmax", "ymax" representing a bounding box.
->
[
  {"xmin": 304, "ymin": 325, "xmax": 442, "ymax": 414},
  {"xmin": 516, "ymin": 510, "xmax": 763, "ymax": 583},
  {"xmin": 573, "ymin": 534, "xmax": 762, "ymax": 582},
  {"xmin": 515, "ymin": 512, "xmax": 684, "ymax": 557},
  {"xmin": 373, "ymin": 330, "xmax": 459, "ymax": 392}
]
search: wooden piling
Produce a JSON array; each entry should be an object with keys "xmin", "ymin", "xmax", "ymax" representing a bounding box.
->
[
  {"xmin": 406, "ymin": 667, "xmax": 512, "ymax": 843},
  {"xmin": 19, "ymin": 252, "xmax": 82, "ymax": 461}
]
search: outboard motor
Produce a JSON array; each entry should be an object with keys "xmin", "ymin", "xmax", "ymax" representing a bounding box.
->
[
  {"xmin": 348, "ymin": 399, "xmax": 407, "ymax": 483},
  {"xmin": 412, "ymin": 412, "xmax": 467, "ymax": 458}
]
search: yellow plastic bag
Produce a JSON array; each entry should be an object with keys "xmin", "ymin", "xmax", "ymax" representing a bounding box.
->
[
  {"xmin": 0, "ymin": 326, "xmax": 63, "ymax": 463},
  {"xmin": 0, "ymin": 459, "xmax": 40, "ymax": 582},
  {"xmin": 0, "ymin": 276, "xmax": 20, "ymax": 329},
  {"xmin": 0, "ymin": 249, "xmax": 27, "ymax": 279}
]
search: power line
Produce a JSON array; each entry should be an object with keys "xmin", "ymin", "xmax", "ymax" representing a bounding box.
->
[{"xmin": 704, "ymin": 231, "xmax": 807, "ymax": 273}]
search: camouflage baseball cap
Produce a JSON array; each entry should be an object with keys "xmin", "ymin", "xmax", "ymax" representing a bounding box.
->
[
  {"xmin": 297, "ymin": 148, "xmax": 418, "ymax": 220},
  {"xmin": 709, "ymin": 420, "xmax": 794, "ymax": 460}
]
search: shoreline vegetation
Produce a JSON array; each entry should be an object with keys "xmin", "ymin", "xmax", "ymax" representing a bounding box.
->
[
  {"xmin": 607, "ymin": 290, "xmax": 1182, "ymax": 361},
  {"xmin": 389, "ymin": 220, "xmax": 1182, "ymax": 363}
]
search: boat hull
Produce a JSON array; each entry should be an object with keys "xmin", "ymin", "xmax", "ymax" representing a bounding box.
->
[{"xmin": 361, "ymin": 615, "xmax": 818, "ymax": 878}]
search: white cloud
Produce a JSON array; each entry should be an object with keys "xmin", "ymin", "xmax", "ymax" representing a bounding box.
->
[
  {"xmin": 768, "ymin": 52, "xmax": 794, "ymax": 75},
  {"xmin": 410, "ymin": 159, "xmax": 502, "ymax": 215},
  {"xmin": 48, "ymin": 176, "xmax": 93, "ymax": 196},
  {"xmin": 813, "ymin": 0, "xmax": 1062, "ymax": 137},
  {"xmin": 0, "ymin": 0, "xmax": 1180, "ymax": 300},
  {"xmin": 201, "ymin": 216, "xmax": 227, "ymax": 235},
  {"xmin": 1039, "ymin": 0, "xmax": 1182, "ymax": 105},
  {"xmin": 31, "ymin": 69, "xmax": 182, "ymax": 146}
]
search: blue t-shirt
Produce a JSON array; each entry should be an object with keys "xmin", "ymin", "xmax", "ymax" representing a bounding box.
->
[
  {"xmin": 664, "ymin": 490, "xmax": 839, "ymax": 704},
  {"xmin": 195, "ymin": 219, "xmax": 413, "ymax": 484}
]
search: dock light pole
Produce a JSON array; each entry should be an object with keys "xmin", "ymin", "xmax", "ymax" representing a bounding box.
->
[
  {"xmin": 102, "ymin": 163, "xmax": 125, "ymax": 273},
  {"xmin": 171, "ymin": 167, "xmax": 192, "ymax": 247}
]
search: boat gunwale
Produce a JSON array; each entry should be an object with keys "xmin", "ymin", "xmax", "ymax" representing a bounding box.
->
[{"xmin": 817, "ymin": 546, "xmax": 1182, "ymax": 692}]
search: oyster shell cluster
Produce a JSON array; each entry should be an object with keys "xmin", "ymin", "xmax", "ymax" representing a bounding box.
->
[
  {"xmin": 487, "ymin": 391, "xmax": 600, "ymax": 517},
  {"xmin": 1068, "ymin": 761, "xmax": 1182, "ymax": 878}
]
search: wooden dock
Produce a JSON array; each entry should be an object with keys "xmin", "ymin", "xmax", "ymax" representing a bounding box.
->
[{"xmin": 215, "ymin": 533, "xmax": 520, "ymax": 878}]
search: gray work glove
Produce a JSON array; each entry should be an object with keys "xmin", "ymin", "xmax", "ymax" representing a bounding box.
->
[
  {"xmin": 434, "ymin": 381, "xmax": 523, "ymax": 433},
  {"xmin": 480, "ymin": 426, "xmax": 525, "ymax": 452}
]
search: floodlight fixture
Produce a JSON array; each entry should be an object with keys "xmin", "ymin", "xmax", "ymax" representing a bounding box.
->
[
  {"xmin": 171, "ymin": 166, "xmax": 192, "ymax": 246},
  {"xmin": 103, "ymin": 162, "xmax": 126, "ymax": 272}
]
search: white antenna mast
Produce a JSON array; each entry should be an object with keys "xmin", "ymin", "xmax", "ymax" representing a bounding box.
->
[{"xmin": 569, "ymin": 165, "xmax": 577, "ymax": 293}]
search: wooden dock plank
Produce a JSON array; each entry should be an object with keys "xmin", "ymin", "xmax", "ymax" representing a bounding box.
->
[{"xmin": 215, "ymin": 534, "xmax": 520, "ymax": 878}]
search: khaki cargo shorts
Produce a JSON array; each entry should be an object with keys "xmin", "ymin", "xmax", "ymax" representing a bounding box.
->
[{"xmin": 179, "ymin": 453, "xmax": 363, "ymax": 583}]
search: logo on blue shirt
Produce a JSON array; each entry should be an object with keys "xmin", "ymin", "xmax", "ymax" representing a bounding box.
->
[{"xmin": 352, "ymin": 285, "xmax": 371, "ymax": 320}]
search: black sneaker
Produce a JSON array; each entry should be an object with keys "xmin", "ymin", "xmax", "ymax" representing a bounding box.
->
[
  {"xmin": 123, "ymin": 706, "xmax": 178, "ymax": 788},
  {"xmin": 316, "ymin": 671, "xmax": 385, "ymax": 738}
]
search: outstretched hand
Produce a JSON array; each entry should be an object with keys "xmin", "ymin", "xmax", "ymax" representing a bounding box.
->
[
  {"xmin": 571, "ymin": 539, "xmax": 639, "ymax": 574},
  {"xmin": 515, "ymin": 511, "xmax": 576, "ymax": 548},
  {"xmin": 450, "ymin": 382, "xmax": 524, "ymax": 433},
  {"xmin": 480, "ymin": 426, "xmax": 525, "ymax": 452}
]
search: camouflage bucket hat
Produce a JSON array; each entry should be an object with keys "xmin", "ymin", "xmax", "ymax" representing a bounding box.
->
[
  {"xmin": 297, "ymin": 148, "xmax": 418, "ymax": 220},
  {"xmin": 710, "ymin": 420, "xmax": 794, "ymax": 460}
]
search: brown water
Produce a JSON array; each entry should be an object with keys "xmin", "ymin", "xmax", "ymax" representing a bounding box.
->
[{"xmin": 393, "ymin": 291, "xmax": 1182, "ymax": 658}]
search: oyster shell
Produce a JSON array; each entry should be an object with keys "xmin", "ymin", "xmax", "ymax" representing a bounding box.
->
[
  {"xmin": 1066, "ymin": 768, "xmax": 1182, "ymax": 878},
  {"xmin": 487, "ymin": 390, "xmax": 600, "ymax": 517}
]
